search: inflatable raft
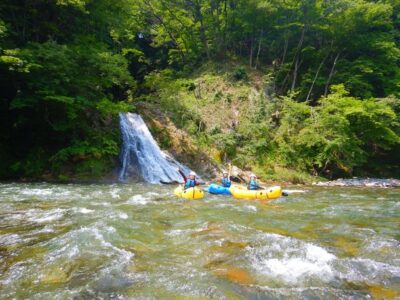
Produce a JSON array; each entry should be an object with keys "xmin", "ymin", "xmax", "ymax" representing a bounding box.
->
[
  {"xmin": 206, "ymin": 184, "xmax": 231, "ymax": 195},
  {"xmin": 174, "ymin": 186, "xmax": 204, "ymax": 200},
  {"xmin": 230, "ymin": 185, "xmax": 282, "ymax": 200}
]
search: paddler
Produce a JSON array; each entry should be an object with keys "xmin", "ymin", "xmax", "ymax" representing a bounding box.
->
[
  {"xmin": 178, "ymin": 168, "xmax": 200, "ymax": 189},
  {"xmin": 221, "ymin": 171, "xmax": 232, "ymax": 188},
  {"xmin": 247, "ymin": 174, "xmax": 262, "ymax": 190}
]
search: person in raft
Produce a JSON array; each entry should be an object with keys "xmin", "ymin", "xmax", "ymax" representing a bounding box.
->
[
  {"xmin": 221, "ymin": 171, "xmax": 231, "ymax": 188},
  {"xmin": 178, "ymin": 168, "xmax": 200, "ymax": 189},
  {"xmin": 248, "ymin": 174, "xmax": 262, "ymax": 190}
]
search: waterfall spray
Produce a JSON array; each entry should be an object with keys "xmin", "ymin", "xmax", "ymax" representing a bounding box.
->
[{"xmin": 119, "ymin": 112, "xmax": 195, "ymax": 184}]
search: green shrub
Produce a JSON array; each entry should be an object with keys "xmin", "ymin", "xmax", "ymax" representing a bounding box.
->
[{"xmin": 232, "ymin": 66, "xmax": 248, "ymax": 81}]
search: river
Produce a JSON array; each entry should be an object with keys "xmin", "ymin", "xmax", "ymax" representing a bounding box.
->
[{"xmin": 0, "ymin": 183, "xmax": 399, "ymax": 299}]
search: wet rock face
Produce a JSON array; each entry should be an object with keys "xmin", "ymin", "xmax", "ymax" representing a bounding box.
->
[
  {"xmin": 314, "ymin": 178, "xmax": 400, "ymax": 188},
  {"xmin": 139, "ymin": 104, "xmax": 219, "ymax": 180}
]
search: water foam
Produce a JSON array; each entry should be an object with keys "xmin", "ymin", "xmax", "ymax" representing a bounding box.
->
[
  {"xmin": 20, "ymin": 188, "xmax": 53, "ymax": 196},
  {"xmin": 247, "ymin": 233, "xmax": 335, "ymax": 285},
  {"xmin": 25, "ymin": 208, "xmax": 66, "ymax": 223},
  {"xmin": 231, "ymin": 204, "xmax": 258, "ymax": 213},
  {"xmin": 283, "ymin": 189, "xmax": 309, "ymax": 194},
  {"xmin": 72, "ymin": 207, "xmax": 94, "ymax": 214},
  {"xmin": 244, "ymin": 205, "xmax": 257, "ymax": 212},
  {"xmin": 17, "ymin": 187, "xmax": 73, "ymax": 200},
  {"xmin": 127, "ymin": 194, "xmax": 149, "ymax": 205},
  {"xmin": 46, "ymin": 226, "xmax": 134, "ymax": 263},
  {"xmin": 0, "ymin": 233, "xmax": 23, "ymax": 246},
  {"xmin": 118, "ymin": 213, "xmax": 129, "ymax": 219},
  {"xmin": 249, "ymin": 285, "xmax": 349, "ymax": 299},
  {"xmin": 337, "ymin": 258, "xmax": 400, "ymax": 285},
  {"xmin": 165, "ymin": 228, "xmax": 195, "ymax": 237},
  {"xmin": 110, "ymin": 189, "xmax": 121, "ymax": 199}
]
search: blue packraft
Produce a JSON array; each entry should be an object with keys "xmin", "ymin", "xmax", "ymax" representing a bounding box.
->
[{"xmin": 206, "ymin": 183, "xmax": 232, "ymax": 195}]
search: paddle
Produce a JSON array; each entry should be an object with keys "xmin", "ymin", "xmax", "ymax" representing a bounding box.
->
[
  {"xmin": 229, "ymin": 174, "xmax": 249, "ymax": 184},
  {"xmin": 229, "ymin": 175, "xmax": 242, "ymax": 183}
]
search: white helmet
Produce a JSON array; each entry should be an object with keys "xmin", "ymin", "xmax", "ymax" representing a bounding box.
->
[
  {"xmin": 222, "ymin": 170, "xmax": 228, "ymax": 175},
  {"xmin": 250, "ymin": 174, "xmax": 257, "ymax": 178},
  {"xmin": 189, "ymin": 171, "xmax": 196, "ymax": 176}
]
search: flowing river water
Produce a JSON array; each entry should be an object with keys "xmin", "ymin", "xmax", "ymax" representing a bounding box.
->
[{"xmin": 0, "ymin": 183, "xmax": 399, "ymax": 299}]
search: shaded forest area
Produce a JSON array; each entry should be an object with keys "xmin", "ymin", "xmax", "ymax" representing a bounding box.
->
[{"xmin": 0, "ymin": 0, "xmax": 399, "ymax": 181}]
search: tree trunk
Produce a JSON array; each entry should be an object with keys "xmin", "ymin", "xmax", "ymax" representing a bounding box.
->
[
  {"xmin": 306, "ymin": 54, "xmax": 328, "ymax": 101},
  {"xmin": 222, "ymin": 0, "xmax": 228, "ymax": 58},
  {"xmin": 273, "ymin": 35, "xmax": 288, "ymax": 93},
  {"xmin": 281, "ymin": 35, "xmax": 289, "ymax": 66},
  {"xmin": 239, "ymin": 32, "xmax": 245, "ymax": 57},
  {"xmin": 249, "ymin": 34, "xmax": 254, "ymax": 67},
  {"xmin": 214, "ymin": 0, "xmax": 223, "ymax": 57},
  {"xmin": 199, "ymin": 21, "xmax": 210, "ymax": 59},
  {"xmin": 291, "ymin": 57, "xmax": 304, "ymax": 91},
  {"xmin": 22, "ymin": 3, "xmax": 27, "ymax": 42},
  {"xmin": 324, "ymin": 52, "xmax": 341, "ymax": 96},
  {"xmin": 291, "ymin": 56, "xmax": 300, "ymax": 91},
  {"xmin": 280, "ymin": 26, "xmax": 306, "ymax": 93},
  {"xmin": 194, "ymin": 0, "xmax": 210, "ymax": 59},
  {"xmin": 254, "ymin": 29, "xmax": 263, "ymax": 69}
]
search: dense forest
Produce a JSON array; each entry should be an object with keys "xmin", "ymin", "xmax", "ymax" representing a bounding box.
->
[{"xmin": 0, "ymin": 0, "xmax": 399, "ymax": 181}]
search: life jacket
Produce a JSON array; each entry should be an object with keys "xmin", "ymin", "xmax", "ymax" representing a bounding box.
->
[
  {"xmin": 248, "ymin": 179, "xmax": 259, "ymax": 190},
  {"xmin": 184, "ymin": 179, "xmax": 196, "ymax": 189},
  {"xmin": 222, "ymin": 177, "xmax": 231, "ymax": 188}
]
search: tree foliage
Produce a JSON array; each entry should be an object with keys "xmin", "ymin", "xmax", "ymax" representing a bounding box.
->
[
  {"xmin": 0, "ymin": 0, "xmax": 137, "ymax": 179},
  {"xmin": 0, "ymin": 0, "xmax": 399, "ymax": 179},
  {"xmin": 275, "ymin": 85, "xmax": 399, "ymax": 177}
]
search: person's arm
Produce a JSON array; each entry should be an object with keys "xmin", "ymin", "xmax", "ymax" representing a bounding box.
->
[
  {"xmin": 256, "ymin": 182, "xmax": 265, "ymax": 190},
  {"xmin": 178, "ymin": 169, "xmax": 188, "ymax": 182},
  {"xmin": 195, "ymin": 180, "xmax": 200, "ymax": 186}
]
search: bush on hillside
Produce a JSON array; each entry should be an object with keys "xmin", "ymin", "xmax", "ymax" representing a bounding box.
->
[{"xmin": 232, "ymin": 66, "xmax": 248, "ymax": 81}]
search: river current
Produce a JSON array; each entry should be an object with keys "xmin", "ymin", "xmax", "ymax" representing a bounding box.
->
[{"xmin": 0, "ymin": 183, "xmax": 399, "ymax": 299}]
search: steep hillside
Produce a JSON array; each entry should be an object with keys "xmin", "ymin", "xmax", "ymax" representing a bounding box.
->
[
  {"xmin": 138, "ymin": 63, "xmax": 317, "ymax": 183},
  {"xmin": 138, "ymin": 62, "xmax": 399, "ymax": 183}
]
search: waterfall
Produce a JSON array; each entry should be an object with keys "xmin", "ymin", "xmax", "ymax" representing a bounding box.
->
[{"xmin": 118, "ymin": 112, "xmax": 196, "ymax": 184}]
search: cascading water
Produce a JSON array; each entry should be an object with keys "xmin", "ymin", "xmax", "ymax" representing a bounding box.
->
[{"xmin": 118, "ymin": 112, "xmax": 195, "ymax": 184}]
